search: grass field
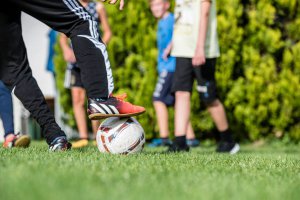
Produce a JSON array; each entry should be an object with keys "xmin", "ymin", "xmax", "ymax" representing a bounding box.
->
[{"xmin": 0, "ymin": 141, "xmax": 300, "ymax": 200}]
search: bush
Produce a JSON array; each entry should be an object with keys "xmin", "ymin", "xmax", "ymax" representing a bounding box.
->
[{"xmin": 225, "ymin": 0, "xmax": 300, "ymax": 142}]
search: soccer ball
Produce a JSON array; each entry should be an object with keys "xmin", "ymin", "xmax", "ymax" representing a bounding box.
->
[{"xmin": 96, "ymin": 117, "xmax": 145, "ymax": 154}]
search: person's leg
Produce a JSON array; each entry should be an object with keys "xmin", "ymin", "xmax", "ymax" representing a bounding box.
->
[
  {"xmin": 11, "ymin": 0, "xmax": 144, "ymax": 120},
  {"xmin": 91, "ymin": 120, "xmax": 100, "ymax": 146},
  {"xmin": 71, "ymin": 86, "xmax": 89, "ymax": 148},
  {"xmin": 153, "ymin": 101, "xmax": 169, "ymax": 138},
  {"xmin": 194, "ymin": 58, "xmax": 239, "ymax": 154},
  {"xmin": 194, "ymin": 58, "xmax": 230, "ymax": 133},
  {"xmin": 72, "ymin": 87, "xmax": 89, "ymax": 139},
  {"xmin": 152, "ymin": 71, "xmax": 173, "ymax": 139},
  {"xmin": 207, "ymin": 99, "xmax": 229, "ymax": 132},
  {"xmin": 0, "ymin": 81, "xmax": 29, "ymax": 148},
  {"xmin": 169, "ymin": 58, "xmax": 194, "ymax": 152},
  {"xmin": 151, "ymin": 71, "xmax": 175, "ymax": 147},
  {"xmin": 0, "ymin": 7, "xmax": 67, "ymax": 150},
  {"xmin": 70, "ymin": 67, "xmax": 89, "ymax": 139},
  {"xmin": 9, "ymin": 0, "xmax": 111, "ymax": 98},
  {"xmin": 91, "ymin": 120, "xmax": 100, "ymax": 137},
  {"xmin": 186, "ymin": 120, "xmax": 200, "ymax": 147},
  {"xmin": 186, "ymin": 121, "xmax": 195, "ymax": 140},
  {"xmin": 69, "ymin": 66, "xmax": 90, "ymax": 148},
  {"xmin": 0, "ymin": 81, "xmax": 14, "ymax": 137},
  {"xmin": 174, "ymin": 91, "xmax": 191, "ymax": 138},
  {"xmin": 69, "ymin": 68, "xmax": 100, "ymax": 137},
  {"xmin": 172, "ymin": 91, "xmax": 192, "ymax": 150}
]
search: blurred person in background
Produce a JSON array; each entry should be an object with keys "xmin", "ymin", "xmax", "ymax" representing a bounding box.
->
[
  {"xmin": 168, "ymin": 0, "xmax": 240, "ymax": 153},
  {"xmin": 0, "ymin": 80, "xmax": 30, "ymax": 148},
  {"xmin": 148, "ymin": 0, "xmax": 199, "ymax": 148}
]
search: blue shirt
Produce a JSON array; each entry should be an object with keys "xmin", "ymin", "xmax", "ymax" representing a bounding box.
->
[
  {"xmin": 157, "ymin": 13, "xmax": 176, "ymax": 73},
  {"xmin": 46, "ymin": 29, "xmax": 58, "ymax": 74}
]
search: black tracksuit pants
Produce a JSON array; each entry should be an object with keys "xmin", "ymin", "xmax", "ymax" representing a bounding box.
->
[{"xmin": 0, "ymin": 0, "xmax": 114, "ymax": 144}]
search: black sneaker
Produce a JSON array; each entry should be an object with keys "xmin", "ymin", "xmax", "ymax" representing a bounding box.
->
[
  {"xmin": 49, "ymin": 136, "xmax": 72, "ymax": 152},
  {"xmin": 166, "ymin": 143, "xmax": 190, "ymax": 153},
  {"xmin": 216, "ymin": 142, "xmax": 240, "ymax": 154}
]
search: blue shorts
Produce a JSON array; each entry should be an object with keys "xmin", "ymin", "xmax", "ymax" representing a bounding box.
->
[{"xmin": 153, "ymin": 70, "xmax": 175, "ymax": 106}]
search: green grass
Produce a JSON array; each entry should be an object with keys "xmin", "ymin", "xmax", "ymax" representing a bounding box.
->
[{"xmin": 0, "ymin": 142, "xmax": 300, "ymax": 200}]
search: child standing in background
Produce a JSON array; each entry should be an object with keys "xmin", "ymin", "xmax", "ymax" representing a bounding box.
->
[
  {"xmin": 170, "ymin": 0, "xmax": 240, "ymax": 153},
  {"xmin": 149, "ymin": 0, "xmax": 199, "ymax": 148}
]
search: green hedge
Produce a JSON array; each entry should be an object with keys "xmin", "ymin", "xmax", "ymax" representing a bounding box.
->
[
  {"xmin": 225, "ymin": 0, "xmax": 300, "ymax": 142},
  {"xmin": 54, "ymin": 0, "xmax": 300, "ymax": 143}
]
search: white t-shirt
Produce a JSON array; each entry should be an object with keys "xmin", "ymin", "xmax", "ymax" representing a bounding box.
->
[{"xmin": 171, "ymin": 0, "xmax": 220, "ymax": 58}]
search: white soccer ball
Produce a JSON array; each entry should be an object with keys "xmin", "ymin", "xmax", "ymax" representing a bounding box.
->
[{"xmin": 96, "ymin": 117, "xmax": 145, "ymax": 154}]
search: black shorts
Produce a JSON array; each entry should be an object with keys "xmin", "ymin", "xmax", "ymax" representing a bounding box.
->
[
  {"xmin": 153, "ymin": 70, "xmax": 175, "ymax": 106},
  {"xmin": 64, "ymin": 64, "xmax": 83, "ymax": 89},
  {"xmin": 172, "ymin": 57, "xmax": 218, "ymax": 104}
]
